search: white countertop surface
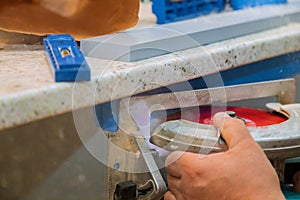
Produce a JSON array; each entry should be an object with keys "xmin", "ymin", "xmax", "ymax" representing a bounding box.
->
[{"xmin": 1, "ymin": 3, "xmax": 300, "ymax": 131}]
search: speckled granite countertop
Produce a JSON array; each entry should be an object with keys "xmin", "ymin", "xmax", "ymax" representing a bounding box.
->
[{"xmin": 0, "ymin": 23, "xmax": 300, "ymax": 131}]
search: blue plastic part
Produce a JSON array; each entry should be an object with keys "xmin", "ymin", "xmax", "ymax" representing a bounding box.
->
[
  {"xmin": 152, "ymin": 0, "xmax": 225, "ymax": 24},
  {"xmin": 94, "ymin": 101, "xmax": 120, "ymax": 132},
  {"xmin": 43, "ymin": 34, "xmax": 90, "ymax": 82},
  {"xmin": 230, "ymin": 0, "xmax": 287, "ymax": 10}
]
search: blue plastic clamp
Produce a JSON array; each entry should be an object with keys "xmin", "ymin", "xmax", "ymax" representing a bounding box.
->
[
  {"xmin": 152, "ymin": 0, "xmax": 225, "ymax": 24},
  {"xmin": 43, "ymin": 34, "xmax": 91, "ymax": 82},
  {"xmin": 229, "ymin": 0, "xmax": 287, "ymax": 10}
]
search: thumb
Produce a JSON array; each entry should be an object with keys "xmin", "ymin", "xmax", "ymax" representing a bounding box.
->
[{"xmin": 213, "ymin": 112, "xmax": 254, "ymax": 149}]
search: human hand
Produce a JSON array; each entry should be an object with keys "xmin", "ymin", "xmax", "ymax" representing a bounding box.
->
[{"xmin": 164, "ymin": 112, "xmax": 285, "ymax": 200}]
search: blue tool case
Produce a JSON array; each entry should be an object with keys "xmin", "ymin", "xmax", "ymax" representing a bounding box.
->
[
  {"xmin": 152, "ymin": 0, "xmax": 225, "ymax": 24},
  {"xmin": 229, "ymin": 0, "xmax": 287, "ymax": 10},
  {"xmin": 152, "ymin": 0, "xmax": 288, "ymax": 24}
]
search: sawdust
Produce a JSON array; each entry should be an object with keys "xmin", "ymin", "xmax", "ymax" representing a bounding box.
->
[{"xmin": 0, "ymin": 0, "xmax": 139, "ymax": 40}]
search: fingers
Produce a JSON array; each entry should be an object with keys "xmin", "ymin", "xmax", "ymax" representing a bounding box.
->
[
  {"xmin": 167, "ymin": 175, "xmax": 182, "ymax": 198},
  {"xmin": 165, "ymin": 151, "xmax": 200, "ymax": 178},
  {"xmin": 165, "ymin": 151, "xmax": 207, "ymax": 178},
  {"xmin": 213, "ymin": 112, "xmax": 254, "ymax": 149},
  {"xmin": 164, "ymin": 191, "xmax": 176, "ymax": 200},
  {"xmin": 165, "ymin": 151, "xmax": 185, "ymax": 178}
]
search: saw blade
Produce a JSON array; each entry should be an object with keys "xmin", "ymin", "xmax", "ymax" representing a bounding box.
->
[
  {"xmin": 150, "ymin": 103, "xmax": 300, "ymax": 160},
  {"xmin": 166, "ymin": 105, "xmax": 288, "ymax": 127}
]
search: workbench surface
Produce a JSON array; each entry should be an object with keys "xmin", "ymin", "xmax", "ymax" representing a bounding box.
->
[{"xmin": 1, "ymin": 4, "xmax": 300, "ymax": 131}]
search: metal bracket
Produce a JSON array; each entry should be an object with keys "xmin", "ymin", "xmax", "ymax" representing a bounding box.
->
[{"xmin": 135, "ymin": 137, "xmax": 167, "ymax": 199}]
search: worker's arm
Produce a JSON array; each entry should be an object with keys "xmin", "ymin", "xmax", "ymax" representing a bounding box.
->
[{"xmin": 164, "ymin": 112, "xmax": 285, "ymax": 200}]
